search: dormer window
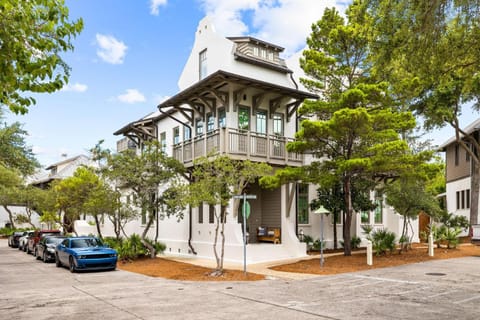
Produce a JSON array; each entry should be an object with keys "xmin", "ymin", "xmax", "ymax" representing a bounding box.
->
[
  {"xmin": 199, "ymin": 49, "xmax": 207, "ymax": 80},
  {"xmin": 253, "ymin": 46, "xmax": 259, "ymax": 56}
]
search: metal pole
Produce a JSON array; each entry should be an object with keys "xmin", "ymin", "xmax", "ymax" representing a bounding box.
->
[
  {"xmin": 243, "ymin": 193, "xmax": 247, "ymax": 274},
  {"xmin": 320, "ymin": 212, "xmax": 324, "ymax": 267}
]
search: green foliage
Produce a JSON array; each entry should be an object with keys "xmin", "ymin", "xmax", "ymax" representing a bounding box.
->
[
  {"xmin": 363, "ymin": 225, "xmax": 397, "ymax": 255},
  {"xmin": 339, "ymin": 235, "xmax": 362, "ymax": 250},
  {"xmin": 312, "ymin": 238, "xmax": 326, "ymax": 251},
  {"xmin": 439, "ymin": 212, "xmax": 470, "ymax": 231},
  {"xmin": 0, "ymin": 0, "xmax": 84, "ymax": 114},
  {"xmin": 301, "ymin": 234, "xmax": 314, "ymax": 245},
  {"xmin": 0, "ymin": 120, "xmax": 39, "ymax": 175},
  {"xmin": 103, "ymin": 235, "xmax": 166, "ymax": 261}
]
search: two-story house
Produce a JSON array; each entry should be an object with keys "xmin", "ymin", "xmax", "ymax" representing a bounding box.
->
[
  {"xmin": 440, "ymin": 119, "xmax": 480, "ymax": 232},
  {"xmin": 107, "ymin": 17, "xmax": 419, "ymax": 264}
]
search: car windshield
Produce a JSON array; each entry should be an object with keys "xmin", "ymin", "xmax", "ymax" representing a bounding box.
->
[
  {"xmin": 46, "ymin": 237, "xmax": 64, "ymax": 245},
  {"xmin": 71, "ymin": 238, "xmax": 103, "ymax": 248}
]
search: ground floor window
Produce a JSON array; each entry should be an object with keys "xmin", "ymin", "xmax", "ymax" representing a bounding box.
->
[
  {"xmin": 198, "ymin": 204, "xmax": 203, "ymax": 224},
  {"xmin": 374, "ymin": 198, "xmax": 383, "ymax": 224},
  {"xmin": 209, "ymin": 204, "xmax": 215, "ymax": 224},
  {"xmin": 297, "ymin": 184, "xmax": 309, "ymax": 224},
  {"xmin": 360, "ymin": 211, "xmax": 369, "ymax": 224}
]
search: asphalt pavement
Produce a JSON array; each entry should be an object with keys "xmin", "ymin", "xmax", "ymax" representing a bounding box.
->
[{"xmin": 1, "ymin": 239, "xmax": 479, "ymax": 320}]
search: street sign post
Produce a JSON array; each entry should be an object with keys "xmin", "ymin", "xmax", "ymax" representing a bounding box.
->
[{"xmin": 233, "ymin": 193, "xmax": 257, "ymax": 274}]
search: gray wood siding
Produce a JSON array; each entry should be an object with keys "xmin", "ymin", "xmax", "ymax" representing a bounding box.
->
[
  {"xmin": 445, "ymin": 143, "xmax": 470, "ymax": 182},
  {"xmin": 260, "ymin": 187, "xmax": 281, "ymax": 228}
]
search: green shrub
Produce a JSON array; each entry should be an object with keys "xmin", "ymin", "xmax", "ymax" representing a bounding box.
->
[
  {"xmin": 312, "ymin": 238, "xmax": 326, "ymax": 251},
  {"xmin": 339, "ymin": 235, "xmax": 362, "ymax": 249},
  {"xmin": 103, "ymin": 235, "xmax": 166, "ymax": 261},
  {"xmin": 370, "ymin": 229, "xmax": 396, "ymax": 256}
]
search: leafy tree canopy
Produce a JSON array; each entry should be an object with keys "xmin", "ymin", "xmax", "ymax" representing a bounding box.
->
[{"xmin": 0, "ymin": 0, "xmax": 83, "ymax": 114}]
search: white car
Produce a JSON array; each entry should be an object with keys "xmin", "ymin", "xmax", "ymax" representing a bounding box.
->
[{"xmin": 18, "ymin": 231, "xmax": 35, "ymax": 251}]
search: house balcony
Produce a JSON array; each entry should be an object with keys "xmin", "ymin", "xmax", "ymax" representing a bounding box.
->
[
  {"xmin": 172, "ymin": 127, "xmax": 303, "ymax": 167},
  {"xmin": 116, "ymin": 137, "xmax": 137, "ymax": 153}
]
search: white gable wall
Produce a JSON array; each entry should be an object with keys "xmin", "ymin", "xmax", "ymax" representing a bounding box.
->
[{"xmin": 178, "ymin": 16, "xmax": 295, "ymax": 91}]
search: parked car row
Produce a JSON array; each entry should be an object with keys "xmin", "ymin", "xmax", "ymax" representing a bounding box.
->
[{"xmin": 7, "ymin": 230, "xmax": 118, "ymax": 273}]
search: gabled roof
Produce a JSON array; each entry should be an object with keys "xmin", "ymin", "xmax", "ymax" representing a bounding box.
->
[
  {"xmin": 30, "ymin": 155, "xmax": 92, "ymax": 186},
  {"xmin": 227, "ymin": 36, "xmax": 285, "ymax": 51},
  {"xmin": 439, "ymin": 118, "xmax": 480, "ymax": 150},
  {"xmin": 158, "ymin": 70, "xmax": 317, "ymax": 109}
]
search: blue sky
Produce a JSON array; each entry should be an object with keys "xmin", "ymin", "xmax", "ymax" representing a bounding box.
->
[{"xmin": 5, "ymin": 0, "xmax": 477, "ymax": 167}]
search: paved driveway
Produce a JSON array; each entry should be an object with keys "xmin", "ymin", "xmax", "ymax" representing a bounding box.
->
[{"xmin": 1, "ymin": 239, "xmax": 479, "ymax": 319}]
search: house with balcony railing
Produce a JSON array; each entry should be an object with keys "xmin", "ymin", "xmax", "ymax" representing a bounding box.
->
[
  {"xmin": 108, "ymin": 16, "xmax": 318, "ymax": 263},
  {"xmin": 107, "ymin": 16, "xmax": 413, "ymax": 263}
]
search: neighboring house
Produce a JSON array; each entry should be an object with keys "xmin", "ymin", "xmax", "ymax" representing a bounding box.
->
[
  {"xmin": 29, "ymin": 154, "xmax": 94, "ymax": 189},
  {"xmin": 104, "ymin": 17, "xmax": 418, "ymax": 264},
  {"xmin": 439, "ymin": 119, "xmax": 480, "ymax": 234},
  {"xmin": 1, "ymin": 155, "xmax": 93, "ymax": 230}
]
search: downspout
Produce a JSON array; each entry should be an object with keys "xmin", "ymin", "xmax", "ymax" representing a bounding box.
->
[
  {"xmin": 289, "ymin": 72, "xmax": 299, "ymax": 90},
  {"xmin": 187, "ymin": 173, "xmax": 197, "ymax": 255}
]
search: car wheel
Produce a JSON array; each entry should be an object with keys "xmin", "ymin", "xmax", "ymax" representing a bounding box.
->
[
  {"xmin": 55, "ymin": 254, "xmax": 62, "ymax": 268},
  {"xmin": 69, "ymin": 256, "xmax": 76, "ymax": 273},
  {"xmin": 42, "ymin": 251, "xmax": 47, "ymax": 263}
]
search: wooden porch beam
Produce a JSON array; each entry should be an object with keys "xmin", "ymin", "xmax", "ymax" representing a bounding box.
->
[
  {"xmin": 269, "ymin": 96, "xmax": 284, "ymax": 118},
  {"xmin": 286, "ymin": 100, "xmax": 302, "ymax": 122},
  {"xmin": 252, "ymin": 92, "xmax": 265, "ymax": 114},
  {"xmin": 233, "ymin": 87, "xmax": 247, "ymax": 112}
]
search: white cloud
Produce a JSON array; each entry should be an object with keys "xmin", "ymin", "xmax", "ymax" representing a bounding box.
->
[
  {"xmin": 118, "ymin": 89, "xmax": 146, "ymax": 104},
  {"xmin": 150, "ymin": 0, "xmax": 168, "ymax": 15},
  {"xmin": 62, "ymin": 82, "xmax": 88, "ymax": 92},
  {"xmin": 153, "ymin": 94, "xmax": 171, "ymax": 105},
  {"xmin": 199, "ymin": 0, "xmax": 348, "ymax": 56},
  {"xmin": 95, "ymin": 34, "xmax": 128, "ymax": 64}
]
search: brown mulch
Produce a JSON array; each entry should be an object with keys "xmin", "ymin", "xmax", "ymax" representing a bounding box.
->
[
  {"xmin": 272, "ymin": 244, "xmax": 480, "ymax": 275},
  {"xmin": 118, "ymin": 244, "xmax": 480, "ymax": 281},
  {"xmin": 118, "ymin": 257, "xmax": 265, "ymax": 281}
]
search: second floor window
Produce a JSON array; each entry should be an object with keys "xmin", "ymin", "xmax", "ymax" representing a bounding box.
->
[
  {"xmin": 256, "ymin": 110, "xmax": 267, "ymax": 135},
  {"xmin": 273, "ymin": 113, "xmax": 284, "ymax": 136},
  {"xmin": 207, "ymin": 113, "xmax": 214, "ymax": 132},
  {"xmin": 218, "ymin": 108, "xmax": 226, "ymax": 128},
  {"xmin": 184, "ymin": 125, "xmax": 191, "ymax": 141},
  {"xmin": 199, "ymin": 49, "xmax": 207, "ymax": 80},
  {"xmin": 160, "ymin": 132, "xmax": 166, "ymax": 154},
  {"xmin": 238, "ymin": 107, "xmax": 250, "ymax": 131},
  {"xmin": 173, "ymin": 127, "xmax": 180, "ymax": 145},
  {"xmin": 196, "ymin": 118, "xmax": 204, "ymax": 136}
]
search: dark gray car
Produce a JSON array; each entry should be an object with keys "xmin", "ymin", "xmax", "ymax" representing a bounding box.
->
[{"xmin": 36, "ymin": 236, "xmax": 66, "ymax": 263}]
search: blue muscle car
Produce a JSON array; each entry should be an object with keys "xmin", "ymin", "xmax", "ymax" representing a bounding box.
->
[{"xmin": 55, "ymin": 237, "xmax": 117, "ymax": 273}]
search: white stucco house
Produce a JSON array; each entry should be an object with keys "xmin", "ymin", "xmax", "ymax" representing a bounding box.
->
[{"xmin": 92, "ymin": 17, "xmax": 418, "ymax": 264}]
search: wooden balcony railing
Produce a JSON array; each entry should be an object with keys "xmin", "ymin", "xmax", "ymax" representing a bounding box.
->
[{"xmin": 172, "ymin": 128, "xmax": 303, "ymax": 166}]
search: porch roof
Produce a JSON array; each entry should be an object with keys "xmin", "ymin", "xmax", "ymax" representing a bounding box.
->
[{"xmin": 157, "ymin": 70, "xmax": 318, "ymax": 124}]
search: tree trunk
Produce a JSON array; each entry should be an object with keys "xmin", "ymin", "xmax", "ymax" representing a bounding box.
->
[
  {"xmin": 94, "ymin": 215, "xmax": 103, "ymax": 239},
  {"xmin": 141, "ymin": 212, "xmax": 156, "ymax": 258},
  {"xmin": 470, "ymin": 161, "xmax": 479, "ymax": 225},
  {"xmin": 3, "ymin": 205, "xmax": 15, "ymax": 229},
  {"xmin": 212, "ymin": 210, "xmax": 221, "ymax": 274},
  {"xmin": 343, "ymin": 175, "xmax": 353, "ymax": 256},
  {"xmin": 220, "ymin": 210, "xmax": 226, "ymax": 272}
]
